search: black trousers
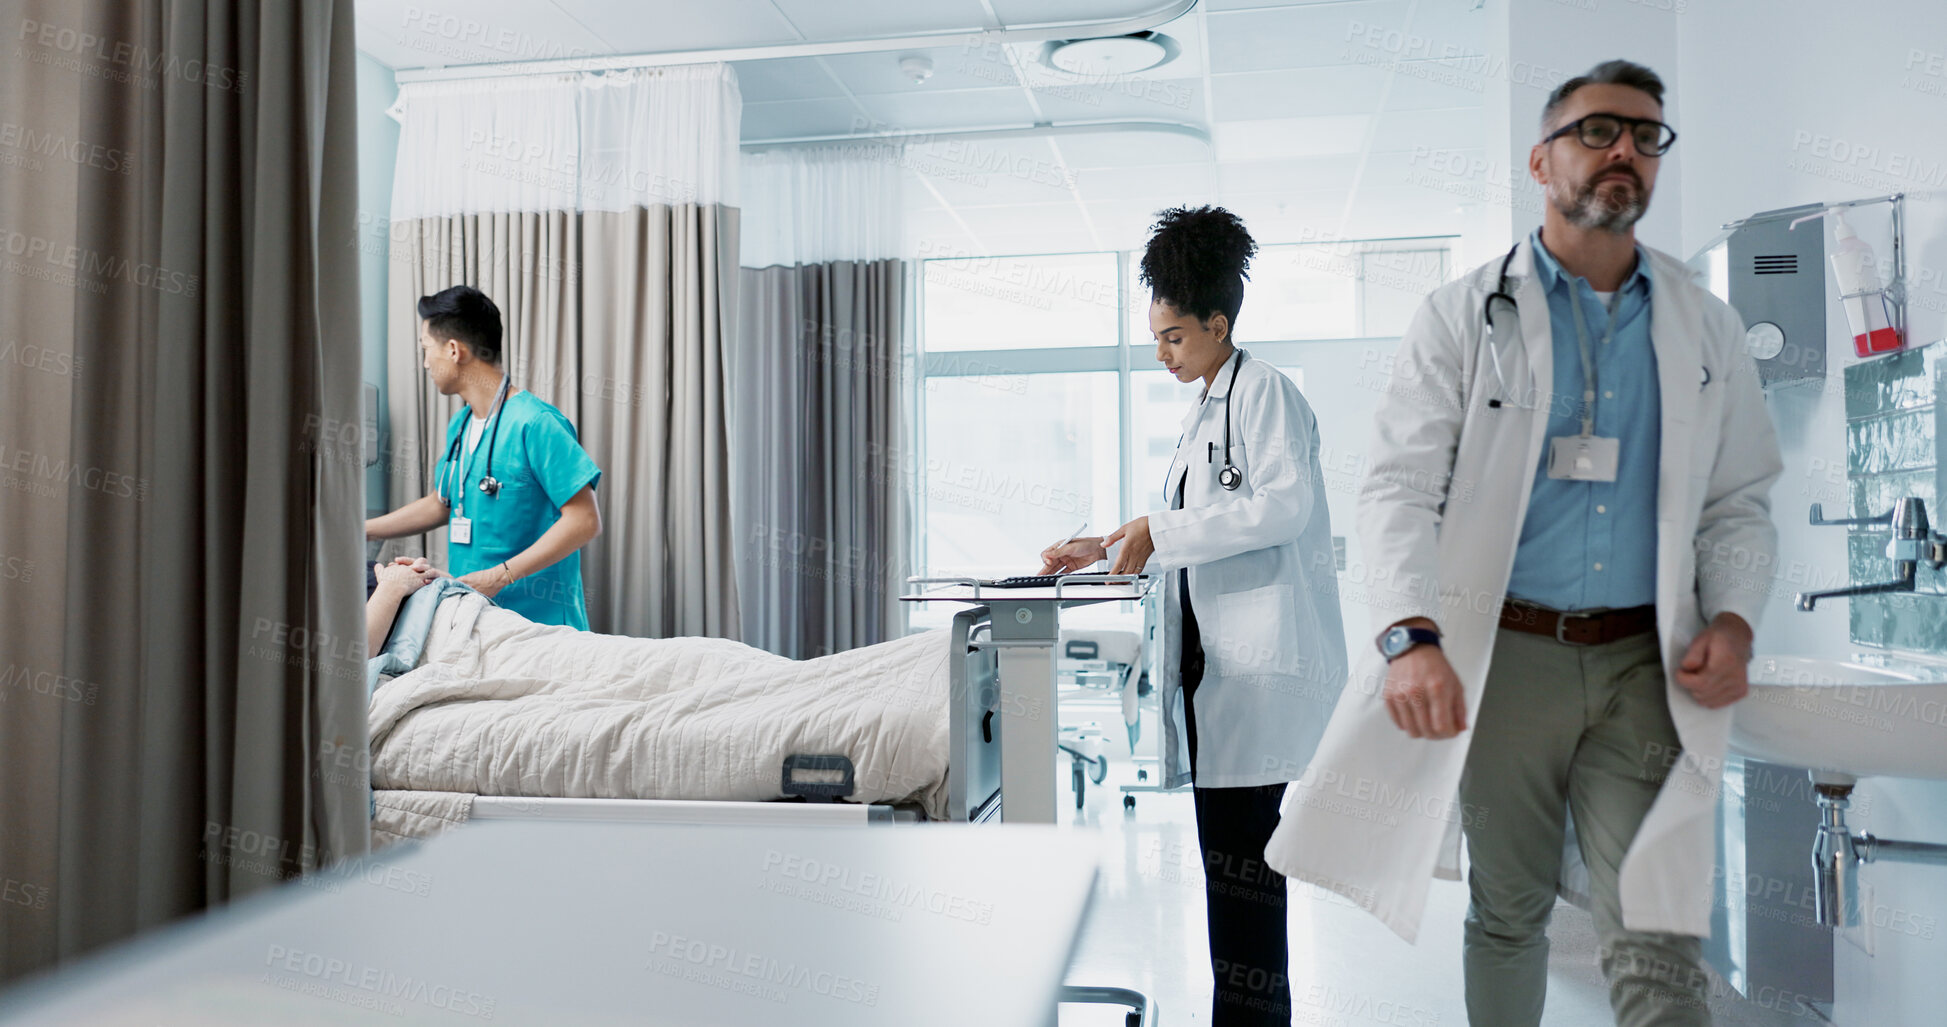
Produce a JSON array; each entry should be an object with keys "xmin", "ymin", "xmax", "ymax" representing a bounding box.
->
[{"xmin": 1182, "ymin": 575, "xmax": 1292, "ymax": 1027}]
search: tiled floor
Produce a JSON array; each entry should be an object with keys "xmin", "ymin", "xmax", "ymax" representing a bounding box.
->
[{"xmin": 1051, "ymin": 753, "xmax": 1833, "ymax": 1027}]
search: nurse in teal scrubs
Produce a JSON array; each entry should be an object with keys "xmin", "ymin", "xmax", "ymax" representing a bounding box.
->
[{"xmin": 365, "ymin": 286, "xmax": 603, "ymax": 629}]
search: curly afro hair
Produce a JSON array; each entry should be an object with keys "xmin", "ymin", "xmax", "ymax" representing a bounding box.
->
[{"xmin": 1138, "ymin": 205, "xmax": 1258, "ymax": 337}]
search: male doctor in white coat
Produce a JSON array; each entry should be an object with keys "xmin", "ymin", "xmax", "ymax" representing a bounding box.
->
[{"xmin": 1264, "ymin": 61, "xmax": 1781, "ymax": 1027}]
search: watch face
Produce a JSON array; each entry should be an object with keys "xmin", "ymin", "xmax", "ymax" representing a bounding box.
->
[{"xmin": 1381, "ymin": 626, "xmax": 1409, "ymax": 657}]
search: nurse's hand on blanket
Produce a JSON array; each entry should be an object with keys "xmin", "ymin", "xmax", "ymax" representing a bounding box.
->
[
  {"xmin": 1103, "ymin": 516, "xmax": 1152, "ymax": 575},
  {"xmin": 459, "ymin": 562, "xmax": 517, "ymax": 599},
  {"xmin": 1382, "ymin": 619, "xmax": 1468, "ymax": 740},
  {"xmin": 1039, "ymin": 536, "xmax": 1106, "ymax": 574}
]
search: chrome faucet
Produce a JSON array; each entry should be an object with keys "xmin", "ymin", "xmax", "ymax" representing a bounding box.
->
[{"xmin": 1796, "ymin": 497, "xmax": 1947, "ymax": 611}]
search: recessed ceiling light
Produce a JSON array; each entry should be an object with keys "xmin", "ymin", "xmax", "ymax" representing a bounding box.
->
[{"xmin": 1042, "ymin": 33, "xmax": 1176, "ymax": 77}]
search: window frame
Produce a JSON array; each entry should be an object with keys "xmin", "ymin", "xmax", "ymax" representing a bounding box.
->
[{"xmin": 907, "ymin": 235, "xmax": 1455, "ymax": 621}]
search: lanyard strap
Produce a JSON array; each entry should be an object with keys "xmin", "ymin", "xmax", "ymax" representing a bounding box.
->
[
  {"xmin": 1564, "ymin": 284, "xmax": 1623, "ymax": 437},
  {"xmin": 450, "ymin": 374, "xmax": 510, "ymax": 517}
]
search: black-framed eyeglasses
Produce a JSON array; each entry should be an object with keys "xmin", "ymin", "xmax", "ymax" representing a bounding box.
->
[{"xmin": 1543, "ymin": 113, "xmax": 1677, "ymax": 157}]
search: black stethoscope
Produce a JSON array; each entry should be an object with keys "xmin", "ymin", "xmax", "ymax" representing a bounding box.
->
[
  {"xmin": 437, "ymin": 374, "xmax": 510, "ymax": 504},
  {"xmin": 1483, "ymin": 241, "xmax": 1713, "ymax": 398},
  {"xmin": 1169, "ymin": 349, "xmax": 1247, "ymax": 495},
  {"xmin": 1215, "ymin": 350, "xmax": 1245, "ymax": 490}
]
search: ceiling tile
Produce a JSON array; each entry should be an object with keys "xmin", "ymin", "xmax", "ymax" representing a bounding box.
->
[
  {"xmin": 1053, "ymin": 128, "xmax": 1212, "ymax": 168},
  {"xmin": 741, "ymin": 97, "xmax": 872, "ymax": 141},
  {"xmin": 984, "ymin": 0, "xmax": 1191, "ymax": 28},
  {"xmin": 1029, "ymin": 75, "xmax": 1205, "ymax": 122},
  {"xmin": 765, "ymin": 0, "xmax": 993, "ymax": 40},
  {"xmin": 356, "ymin": 0, "xmax": 620, "ymax": 70},
  {"xmin": 1209, "ymin": 67, "xmax": 1394, "ymax": 121},
  {"xmin": 855, "ymin": 88, "xmax": 1040, "ymax": 133},
  {"xmin": 1368, "ymin": 107, "xmax": 1485, "ymax": 155},
  {"xmin": 1203, "ymin": 1, "xmax": 1411, "ymax": 73},
  {"xmin": 908, "ymin": 140, "xmax": 1082, "ymax": 207},
  {"xmin": 1069, "ymin": 162, "xmax": 1215, "ymax": 203},
  {"xmin": 551, "ymin": 0, "xmax": 806, "ymax": 51},
  {"xmin": 1213, "ymin": 116, "xmax": 1371, "ymax": 161},
  {"xmin": 820, "ymin": 45, "xmax": 1021, "ymax": 95},
  {"xmin": 1217, "ymin": 155, "xmax": 1365, "ymax": 194},
  {"xmin": 1375, "ymin": 59, "xmax": 1496, "ymax": 111},
  {"xmin": 731, "ymin": 57, "xmax": 850, "ymax": 103}
]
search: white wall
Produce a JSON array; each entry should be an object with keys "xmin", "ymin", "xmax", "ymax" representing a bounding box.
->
[{"xmin": 1674, "ymin": 1, "xmax": 1947, "ymax": 1022}]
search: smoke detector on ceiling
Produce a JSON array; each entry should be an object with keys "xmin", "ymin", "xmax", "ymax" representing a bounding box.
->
[
  {"xmin": 899, "ymin": 54, "xmax": 934, "ymax": 85},
  {"xmin": 1041, "ymin": 32, "xmax": 1176, "ymax": 77}
]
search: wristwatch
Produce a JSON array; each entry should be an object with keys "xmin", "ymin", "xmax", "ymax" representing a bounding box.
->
[{"xmin": 1378, "ymin": 625, "xmax": 1442, "ymax": 662}]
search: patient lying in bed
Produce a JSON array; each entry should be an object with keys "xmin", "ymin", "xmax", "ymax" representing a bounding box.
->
[{"xmin": 363, "ymin": 560, "xmax": 954, "ymax": 827}]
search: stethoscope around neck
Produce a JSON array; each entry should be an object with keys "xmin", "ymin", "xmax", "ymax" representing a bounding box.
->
[
  {"xmin": 1482, "ymin": 243, "xmax": 1531, "ymax": 408},
  {"xmin": 1167, "ymin": 349, "xmax": 1247, "ymax": 499},
  {"xmin": 437, "ymin": 373, "xmax": 510, "ymax": 506}
]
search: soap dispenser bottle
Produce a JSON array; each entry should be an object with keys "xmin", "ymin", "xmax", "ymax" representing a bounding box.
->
[{"xmin": 1828, "ymin": 210, "xmax": 1902, "ymax": 357}]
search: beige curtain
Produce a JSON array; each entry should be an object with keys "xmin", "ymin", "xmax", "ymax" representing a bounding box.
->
[
  {"xmin": 0, "ymin": 0, "xmax": 366, "ymax": 983},
  {"xmin": 383, "ymin": 204, "xmax": 741, "ymax": 638}
]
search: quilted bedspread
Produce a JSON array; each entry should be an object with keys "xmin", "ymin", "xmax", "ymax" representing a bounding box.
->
[{"xmin": 369, "ymin": 593, "xmax": 954, "ymax": 818}]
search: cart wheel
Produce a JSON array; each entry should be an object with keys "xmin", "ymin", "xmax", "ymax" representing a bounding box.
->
[
  {"xmin": 1126, "ymin": 1013, "xmax": 1142, "ymax": 1027},
  {"xmin": 1073, "ymin": 763, "xmax": 1086, "ymax": 809},
  {"xmin": 1088, "ymin": 756, "xmax": 1109, "ymax": 785},
  {"xmin": 1137, "ymin": 768, "xmax": 1148, "ymax": 782},
  {"xmin": 1123, "ymin": 795, "xmax": 1136, "ymax": 810}
]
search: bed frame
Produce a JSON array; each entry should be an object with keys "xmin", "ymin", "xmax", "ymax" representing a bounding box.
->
[{"xmin": 443, "ymin": 606, "xmax": 1004, "ymax": 827}]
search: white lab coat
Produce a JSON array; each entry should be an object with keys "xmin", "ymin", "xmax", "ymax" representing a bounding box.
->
[
  {"xmin": 1133, "ymin": 349, "xmax": 1348, "ymax": 790},
  {"xmin": 1262, "ymin": 240, "xmax": 1782, "ymax": 941}
]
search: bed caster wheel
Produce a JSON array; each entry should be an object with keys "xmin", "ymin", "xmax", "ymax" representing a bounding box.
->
[
  {"xmin": 1137, "ymin": 769, "xmax": 1148, "ymax": 782},
  {"xmin": 1123, "ymin": 795, "xmax": 1136, "ymax": 810}
]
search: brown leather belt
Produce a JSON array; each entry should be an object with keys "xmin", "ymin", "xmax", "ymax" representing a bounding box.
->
[{"xmin": 1499, "ymin": 601, "xmax": 1656, "ymax": 646}]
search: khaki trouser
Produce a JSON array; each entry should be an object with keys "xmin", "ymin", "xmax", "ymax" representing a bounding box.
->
[{"xmin": 1459, "ymin": 626, "xmax": 1711, "ymax": 1027}]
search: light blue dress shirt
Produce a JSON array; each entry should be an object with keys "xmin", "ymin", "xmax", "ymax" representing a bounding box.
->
[{"xmin": 1504, "ymin": 231, "xmax": 1660, "ymax": 612}]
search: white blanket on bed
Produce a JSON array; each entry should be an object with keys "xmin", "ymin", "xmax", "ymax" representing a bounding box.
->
[{"xmin": 369, "ymin": 594, "xmax": 953, "ymax": 818}]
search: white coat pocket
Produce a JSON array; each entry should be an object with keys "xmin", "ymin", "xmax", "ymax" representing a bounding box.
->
[{"xmin": 1213, "ymin": 584, "xmax": 1297, "ymax": 679}]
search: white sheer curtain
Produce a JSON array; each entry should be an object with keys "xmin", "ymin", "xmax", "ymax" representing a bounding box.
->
[
  {"xmin": 384, "ymin": 65, "xmax": 743, "ymax": 638},
  {"xmin": 732, "ymin": 145, "xmax": 909, "ymax": 657},
  {"xmin": 389, "ymin": 66, "xmax": 740, "ymax": 220},
  {"xmin": 740, "ymin": 144, "xmax": 902, "ymax": 269}
]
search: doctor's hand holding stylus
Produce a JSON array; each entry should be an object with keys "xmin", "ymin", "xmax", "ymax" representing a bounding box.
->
[{"xmin": 1037, "ymin": 516, "xmax": 1153, "ymax": 576}]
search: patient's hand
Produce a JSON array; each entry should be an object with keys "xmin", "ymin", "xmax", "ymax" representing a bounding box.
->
[
  {"xmin": 374, "ymin": 561, "xmax": 437, "ymax": 596},
  {"xmin": 391, "ymin": 556, "xmax": 444, "ymax": 577}
]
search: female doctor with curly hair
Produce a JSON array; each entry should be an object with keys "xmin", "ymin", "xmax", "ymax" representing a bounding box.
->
[{"xmin": 1041, "ymin": 206, "xmax": 1347, "ymax": 1026}]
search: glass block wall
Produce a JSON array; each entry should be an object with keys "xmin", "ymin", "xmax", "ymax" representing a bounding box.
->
[{"xmin": 1842, "ymin": 344, "xmax": 1947, "ymax": 651}]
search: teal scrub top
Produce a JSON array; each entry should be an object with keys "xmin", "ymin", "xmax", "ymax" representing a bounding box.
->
[{"xmin": 436, "ymin": 391, "xmax": 602, "ymax": 629}]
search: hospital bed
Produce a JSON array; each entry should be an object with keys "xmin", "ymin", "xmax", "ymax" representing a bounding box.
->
[{"xmin": 364, "ymin": 595, "xmax": 1159, "ymax": 1025}]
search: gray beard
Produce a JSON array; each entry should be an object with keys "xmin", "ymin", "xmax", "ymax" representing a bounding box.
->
[{"xmin": 1550, "ymin": 176, "xmax": 1648, "ymax": 232}]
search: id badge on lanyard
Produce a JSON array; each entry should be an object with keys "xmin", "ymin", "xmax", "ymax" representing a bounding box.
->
[
  {"xmin": 450, "ymin": 514, "xmax": 472, "ymax": 545},
  {"xmin": 1548, "ymin": 285, "xmax": 1623, "ymax": 484}
]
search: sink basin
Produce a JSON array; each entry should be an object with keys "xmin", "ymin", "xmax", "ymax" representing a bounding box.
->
[{"xmin": 1730, "ymin": 656, "xmax": 1947, "ymax": 783}]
